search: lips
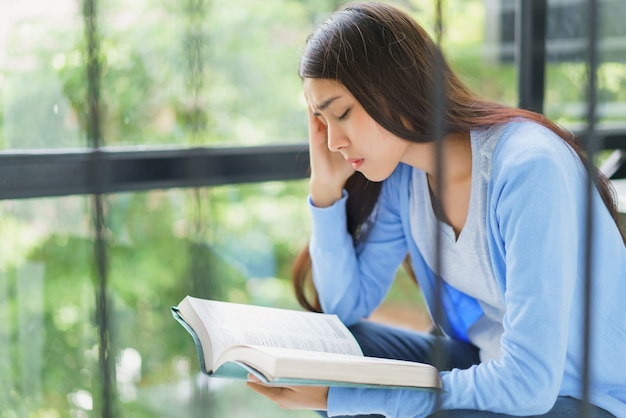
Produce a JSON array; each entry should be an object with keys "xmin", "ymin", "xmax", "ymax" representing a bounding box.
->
[{"xmin": 347, "ymin": 158, "xmax": 364, "ymax": 170}]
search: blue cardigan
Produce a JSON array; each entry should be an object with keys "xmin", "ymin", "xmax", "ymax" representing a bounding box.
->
[{"xmin": 309, "ymin": 121, "xmax": 626, "ymax": 417}]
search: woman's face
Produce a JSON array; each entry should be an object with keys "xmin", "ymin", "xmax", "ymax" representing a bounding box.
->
[{"xmin": 303, "ymin": 78, "xmax": 413, "ymax": 182}]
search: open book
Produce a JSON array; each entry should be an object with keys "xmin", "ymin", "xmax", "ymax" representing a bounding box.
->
[{"xmin": 172, "ymin": 295, "xmax": 441, "ymax": 390}]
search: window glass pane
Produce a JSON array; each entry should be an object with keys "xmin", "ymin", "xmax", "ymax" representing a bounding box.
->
[
  {"xmin": 543, "ymin": 0, "xmax": 626, "ymax": 128},
  {"xmin": 0, "ymin": 0, "xmax": 332, "ymax": 150},
  {"xmin": 388, "ymin": 1, "xmax": 518, "ymax": 106},
  {"xmin": 441, "ymin": 0, "xmax": 518, "ymax": 106},
  {"xmin": 0, "ymin": 196, "xmax": 98, "ymax": 416},
  {"xmin": 0, "ymin": 1, "xmax": 84, "ymax": 150},
  {"xmin": 106, "ymin": 182, "xmax": 314, "ymax": 416},
  {"xmin": 92, "ymin": 0, "xmax": 347, "ymax": 147}
]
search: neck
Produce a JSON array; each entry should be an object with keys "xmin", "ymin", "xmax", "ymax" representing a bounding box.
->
[
  {"xmin": 407, "ymin": 131, "xmax": 473, "ymax": 237},
  {"xmin": 402, "ymin": 131, "xmax": 472, "ymax": 187}
]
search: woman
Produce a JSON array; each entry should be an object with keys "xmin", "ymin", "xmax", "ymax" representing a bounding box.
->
[{"xmin": 247, "ymin": 2, "xmax": 626, "ymax": 417}]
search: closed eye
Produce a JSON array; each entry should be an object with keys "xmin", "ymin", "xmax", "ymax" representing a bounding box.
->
[{"xmin": 338, "ymin": 108, "xmax": 351, "ymax": 121}]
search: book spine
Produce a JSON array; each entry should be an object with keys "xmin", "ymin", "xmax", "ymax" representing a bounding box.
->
[{"xmin": 171, "ymin": 307, "xmax": 210, "ymax": 375}]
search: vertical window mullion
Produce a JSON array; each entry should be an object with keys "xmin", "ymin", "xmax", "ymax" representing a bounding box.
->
[
  {"xmin": 84, "ymin": 0, "xmax": 115, "ymax": 416},
  {"xmin": 432, "ymin": 1, "xmax": 447, "ymax": 416},
  {"xmin": 516, "ymin": 0, "xmax": 547, "ymax": 113},
  {"xmin": 581, "ymin": 0, "xmax": 600, "ymax": 416}
]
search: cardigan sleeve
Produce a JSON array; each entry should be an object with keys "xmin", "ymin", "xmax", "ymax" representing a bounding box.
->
[{"xmin": 309, "ymin": 169, "xmax": 409, "ymax": 325}]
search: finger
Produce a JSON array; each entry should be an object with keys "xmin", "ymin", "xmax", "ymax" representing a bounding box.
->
[
  {"xmin": 307, "ymin": 107, "xmax": 328, "ymax": 141},
  {"xmin": 247, "ymin": 382, "xmax": 329, "ymax": 411},
  {"xmin": 246, "ymin": 381, "xmax": 285, "ymax": 400},
  {"xmin": 247, "ymin": 383, "xmax": 298, "ymax": 410},
  {"xmin": 307, "ymin": 105, "xmax": 320, "ymax": 125},
  {"xmin": 247, "ymin": 373, "xmax": 261, "ymax": 383}
]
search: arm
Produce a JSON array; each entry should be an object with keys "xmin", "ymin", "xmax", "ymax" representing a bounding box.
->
[
  {"xmin": 309, "ymin": 170, "xmax": 409, "ymax": 324},
  {"xmin": 305, "ymin": 101, "xmax": 409, "ymax": 323}
]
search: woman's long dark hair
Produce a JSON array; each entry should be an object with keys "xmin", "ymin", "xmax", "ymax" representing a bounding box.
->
[{"xmin": 292, "ymin": 2, "xmax": 625, "ymax": 312}]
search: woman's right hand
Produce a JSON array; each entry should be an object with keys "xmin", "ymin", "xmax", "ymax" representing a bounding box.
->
[{"xmin": 307, "ymin": 107, "xmax": 354, "ymax": 208}]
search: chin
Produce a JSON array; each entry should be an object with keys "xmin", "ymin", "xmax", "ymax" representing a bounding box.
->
[
  {"xmin": 359, "ymin": 162, "xmax": 398, "ymax": 182},
  {"xmin": 361, "ymin": 170, "xmax": 392, "ymax": 183}
]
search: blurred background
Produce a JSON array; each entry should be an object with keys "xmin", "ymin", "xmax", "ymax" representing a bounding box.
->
[{"xmin": 0, "ymin": 0, "xmax": 624, "ymax": 417}]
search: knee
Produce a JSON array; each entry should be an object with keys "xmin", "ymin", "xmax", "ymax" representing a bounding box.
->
[{"xmin": 346, "ymin": 320, "xmax": 431, "ymax": 360}]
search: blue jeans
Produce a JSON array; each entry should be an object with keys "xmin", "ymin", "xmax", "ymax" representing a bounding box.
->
[{"xmin": 319, "ymin": 320, "xmax": 614, "ymax": 418}]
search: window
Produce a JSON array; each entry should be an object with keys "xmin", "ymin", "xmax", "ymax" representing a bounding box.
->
[{"xmin": 1, "ymin": 0, "xmax": 623, "ymax": 416}]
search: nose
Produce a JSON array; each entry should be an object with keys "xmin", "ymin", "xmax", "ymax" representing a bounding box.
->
[{"xmin": 327, "ymin": 124, "xmax": 349, "ymax": 152}]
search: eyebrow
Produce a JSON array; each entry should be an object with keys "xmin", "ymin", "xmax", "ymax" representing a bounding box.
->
[{"xmin": 316, "ymin": 95, "xmax": 342, "ymax": 112}]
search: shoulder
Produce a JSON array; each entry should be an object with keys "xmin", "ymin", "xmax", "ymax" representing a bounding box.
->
[
  {"xmin": 493, "ymin": 120, "xmax": 578, "ymax": 166},
  {"xmin": 490, "ymin": 120, "xmax": 583, "ymax": 182},
  {"xmin": 486, "ymin": 120, "xmax": 588, "ymax": 218}
]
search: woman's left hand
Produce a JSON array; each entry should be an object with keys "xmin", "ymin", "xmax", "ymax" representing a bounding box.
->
[{"xmin": 246, "ymin": 374, "xmax": 329, "ymax": 411}]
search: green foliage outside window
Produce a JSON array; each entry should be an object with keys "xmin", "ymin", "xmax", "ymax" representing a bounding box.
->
[{"xmin": 1, "ymin": 0, "xmax": 625, "ymax": 416}]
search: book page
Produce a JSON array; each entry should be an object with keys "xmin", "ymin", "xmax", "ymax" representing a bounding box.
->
[
  {"xmin": 185, "ymin": 297, "xmax": 363, "ymax": 362},
  {"xmin": 218, "ymin": 345, "xmax": 441, "ymax": 389}
]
